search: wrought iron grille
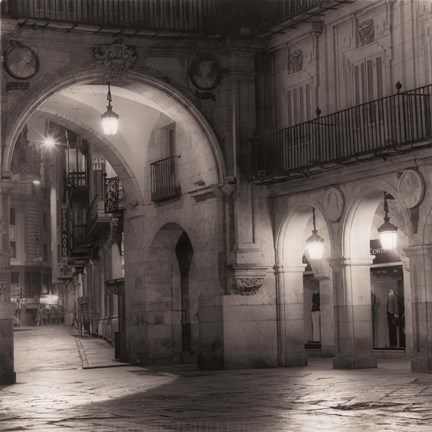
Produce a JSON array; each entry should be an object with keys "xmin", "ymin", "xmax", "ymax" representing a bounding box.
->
[
  {"xmin": 251, "ymin": 83, "xmax": 432, "ymax": 183},
  {"xmin": 104, "ymin": 176, "xmax": 124, "ymax": 214},
  {"xmin": 1, "ymin": 0, "xmax": 350, "ymax": 35},
  {"xmin": 151, "ymin": 155, "xmax": 181, "ymax": 202}
]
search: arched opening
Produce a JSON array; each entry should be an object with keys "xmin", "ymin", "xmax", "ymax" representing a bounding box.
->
[
  {"xmin": 341, "ymin": 186, "xmax": 410, "ymax": 368},
  {"xmin": 143, "ymin": 223, "xmax": 197, "ymax": 365},
  {"xmin": 276, "ymin": 203, "xmax": 333, "ymax": 366},
  {"xmin": 3, "ymin": 69, "xmax": 224, "ymax": 373}
]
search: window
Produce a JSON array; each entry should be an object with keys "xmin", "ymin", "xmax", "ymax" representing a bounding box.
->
[
  {"xmin": 10, "ymin": 241, "xmax": 16, "ymax": 259},
  {"xmin": 43, "ymin": 243, "xmax": 48, "ymax": 262},
  {"xmin": 10, "ymin": 208, "xmax": 16, "ymax": 225},
  {"xmin": 353, "ymin": 56, "xmax": 384, "ymax": 125},
  {"xmin": 11, "ymin": 272, "xmax": 19, "ymax": 284},
  {"xmin": 167, "ymin": 126, "xmax": 176, "ymax": 158},
  {"xmin": 286, "ymin": 83, "xmax": 311, "ymax": 127},
  {"xmin": 43, "ymin": 212, "xmax": 47, "ymax": 230},
  {"xmin": 354, "ymin": 56, "xmax": 383, "ymax": 104}
]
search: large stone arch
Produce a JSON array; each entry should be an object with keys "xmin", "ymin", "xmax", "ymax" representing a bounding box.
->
[
  {"xmin": 335, "ymin": 178, "xmax": 411, "ymax": 369},
  {"xmin": 275, "ymin": 197, "xmax": 334, "ymax": 366},
  {"xmin": 2, "ymin": 63, "xmax": 227, "ymax": 188}
]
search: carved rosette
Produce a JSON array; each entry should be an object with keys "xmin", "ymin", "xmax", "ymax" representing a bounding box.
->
[
  {"xmin": 226, "ymin": 265, "xmax": 268, "ymax": 296},
  {"xmin": 289, "ymin": 49, "xmax": 303, "ymax": 73},
  {"xmin": 358, "ymin": 19, "xmax": 374, "ymax": 46},
  {"xmin": 94, "ymin": 39, "xmax": 137, "ymax": 79}
]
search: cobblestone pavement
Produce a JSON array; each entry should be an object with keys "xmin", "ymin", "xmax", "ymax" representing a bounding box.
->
[{"xmin": 1, "ymin": 326, "xmax": 432, "ymax": 431}]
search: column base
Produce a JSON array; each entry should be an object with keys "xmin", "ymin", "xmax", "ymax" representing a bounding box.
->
[
  {"xmin": 0, "ymin": 371, "xmax": 16, "ymax": 385},
  {"xmin": 280, "ymin": 351, "xmax": 308, "ymax": 367},
  {"xmin": 411, "ymin": 359, "xmax": 432, "ymax": 374},
  {"xmin": 333, "ymin": 356, "xmax": 377, "ymax": 369}
]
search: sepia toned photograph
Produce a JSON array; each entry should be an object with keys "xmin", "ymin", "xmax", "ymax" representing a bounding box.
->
[{"xmin": 1, "ymin": 0, "xmax": 432, "ymax": 431}]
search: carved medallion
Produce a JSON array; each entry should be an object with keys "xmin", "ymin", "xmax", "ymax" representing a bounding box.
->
[
  {"xmin": 323, "ymin": 186, "xmax": 345, "ymax": 222},
  {"xmin": 397, "ymin": 169, "xmax": 425, "ymax": 208},
  {"xmin": 4, "ymin": 42, "xmax": 39, "ymax": 80},
  {"xmin": 289, "ymin": 49, "xmax": 303, "ymax": 73},
  {"xmin": 189, "ymin": 53, "xmax": 221, "ymax": 91},
  {"xmin": 94, "ymin": 39, "xmax": 137, "ymax": 79},
  {"xmin": 358, "ymin": 19, "xmax": 374, "ymax": 46}
]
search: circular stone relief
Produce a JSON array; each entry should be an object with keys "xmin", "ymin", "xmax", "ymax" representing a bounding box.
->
[
  {"xmin": 397, "ymin": 169, "xmax": 425, "ymax": 208},
  {"xmin": 323, "ymin": 186, "xmax": 345, "ymax": 222}
]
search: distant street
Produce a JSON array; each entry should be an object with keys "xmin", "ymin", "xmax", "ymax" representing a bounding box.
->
[{"xmin": 1, "ymin": 326, "xmax": 432, "ymax": 431}]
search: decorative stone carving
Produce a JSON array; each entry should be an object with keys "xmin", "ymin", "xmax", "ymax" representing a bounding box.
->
[
  {"xmin": 398, "ymin": 169, "xmax": 425, "ymax": 208},
  {"xmin": 231, "ymin": 277, "xmax": 264, "ymax": 295},
  {"xmin": 323, "ymin": 186, "xmax": 345, "ymax": 222},
  {"xmin": 226, "ymin": 264, "xmax": 268, "ymax": 295},
  {"xmin": 94, "ymin": 39, "xmax": 137, "ymax": 79},
  {"xmin": 4, "ymin": 41, "xmax": 39, "ymax": 80},
  {"xmin": 289, "ymin": 49, "xmax": 303, "ymax": 73},
  {"xmin": 358, "ymin": 19, "xmax": 374, "ymax": 46},
  {"xmin": 189, "ymin": 53, "xmax": 221, "ymax": 90}
]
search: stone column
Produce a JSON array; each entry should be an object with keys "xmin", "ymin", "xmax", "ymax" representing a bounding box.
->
[
  {"xmin": 0, "ymin": 188, "xmax": 16, "ymax": 384},
  {"xmin": 276, "ymin": 264, "xmax": 308, "ymax": 367},
  {"xmin": 309, "ymin": 259, "xmax": 335, "ymax": 356},
  {"xmin": 404, "ymin": 245, "xmax": 432, "ymax": 373},
  {"xmin": 330, "ymin": 256, "xmax": 376, "ymax": 369}
]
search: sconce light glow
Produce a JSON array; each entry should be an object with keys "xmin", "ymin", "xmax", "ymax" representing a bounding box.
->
[
  {"xmin": 378, "ymin": 192, "xmax": 398, "ymax": 250},
  {"xmin": 32, "ymin": 179, "xmax": 41, "ymax": 185},
  {"xmin": 44, "ymin": 136, "xmax": 56, "ymax": 148},
  {"xmin": 306, "ymin": 208, "xmax": 324, "ymax": 260},
  {"xmin": 101, "ymin": 82, "xmax": 119, "ymax": 136}
]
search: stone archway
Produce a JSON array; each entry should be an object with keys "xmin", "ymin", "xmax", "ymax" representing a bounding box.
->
[
  {"xmin": 0, "ymin": 65, "xmax": 227, "ymax": 383},
  {"xmin": 275, "ymin": 200, "xmax": 333, "ymax": 367},
  {"xmin": 138, "ymin": 223, "xmax": 196, "ymax": 365},
  {"xmin": 338, "ymin": 182, "xmax": 410, "ymax": 369}
]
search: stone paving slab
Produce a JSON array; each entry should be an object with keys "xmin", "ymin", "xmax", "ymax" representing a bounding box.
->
[{"xmin": 2, "ymin": 326, "xmax": 432, "ymax": 431}]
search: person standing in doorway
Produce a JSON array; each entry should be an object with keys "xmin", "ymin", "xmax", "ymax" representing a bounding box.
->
[
  {"xmin": 311, "ymin": 289, "xmax": 321, "ymax": 342},
  {"xmin": 387, "ymin": 289, "xmax": 398, "ymax": 347}
]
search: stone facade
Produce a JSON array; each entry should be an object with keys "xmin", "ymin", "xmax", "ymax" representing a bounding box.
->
[{"xmin": 1, "ymin": 1, "xmax": 432, "ymax": 383}]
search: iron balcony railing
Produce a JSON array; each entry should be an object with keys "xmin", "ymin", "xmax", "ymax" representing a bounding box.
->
[
  {"xmin": 1, "ymin": 0, "xmax": 350, "ymax": 34},
  {"xmin": 251, "ymin": 83, "xmax": 432, "ymax": 183},
  {"xmin": 104, "ymin": 176, "xmax": 124, "ymax": 214},
  {"xmin": 151, "ymin": 155, "xmax": 181, "ymax": 202},
  {"xmin": 67, "ymin": 171, "xmax": 87, "ymax": 188}
]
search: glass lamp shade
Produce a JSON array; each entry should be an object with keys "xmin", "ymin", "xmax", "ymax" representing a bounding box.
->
[
  {"xmin": 378, "ymin": 221, "xmax": 398, "ymax": 250},
  {"xmin": 306, "ymin": 231, "xmax": 324, "ymax": 259},
  {"xmin": 101, "ymin": 107, "xmax": 119, "ymax": 136}
]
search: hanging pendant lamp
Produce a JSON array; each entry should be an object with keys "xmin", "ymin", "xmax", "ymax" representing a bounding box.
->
[
  {"xmin": 378, "ymin": 192, "xmax": 398, "ymax": 250},
  {"xmin": 101, "ymin": 82, "xmax": 119, "ymax": 136},
  {"xmin": 306, "ymin": 207, "xmax": 324, "ymax": 259}
]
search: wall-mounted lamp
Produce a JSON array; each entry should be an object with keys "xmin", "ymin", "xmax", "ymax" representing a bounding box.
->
[
  {"xmin": 306, "ymin": 207, "xmax": 324, "ymax": 260},
  {"xmin": 378, "ymin": 192, "xmax": 398, "ymax": 250},
  {"xmin": 101, "ymin": 82, "xmax": 119, "ymax": 136}
]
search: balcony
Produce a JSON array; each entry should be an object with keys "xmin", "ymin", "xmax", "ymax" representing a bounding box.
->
[
  {"xmin": 251, "ymin": 83, "xmax": 432, "ymax": 184},
  {"xmin": 151, "ymin": 155, "xmax": 181, "ymax": 203},
  {"xmin": 87, "ymin": 193, "xmax": 112, "ymax": 241},
  {"xmin": 1, "ymin": 0, "xmax": 354, "ymax": 36},
  {"xmin": 104, "ymin": 176, "xmax": 124, "ymax": 215}
]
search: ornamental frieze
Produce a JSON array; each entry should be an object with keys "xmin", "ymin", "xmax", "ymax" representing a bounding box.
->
[
  {"xmin": 226, "ymin": 264, "xmax": 268, "ymax": 296},
  {"xmin": 94, "ymin": 39, "xmax": 137, "ymax": 79},
  {"xmin": 231, "ymin": 277, "xmax": 264, "ymax": 295},
  {"xmin": 358, "ymin": 19, "xmax": 374, "ymax": 46},
  {"xmin": 289, "ymin": 49, "xmax": 303, "ymax": 73}
]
